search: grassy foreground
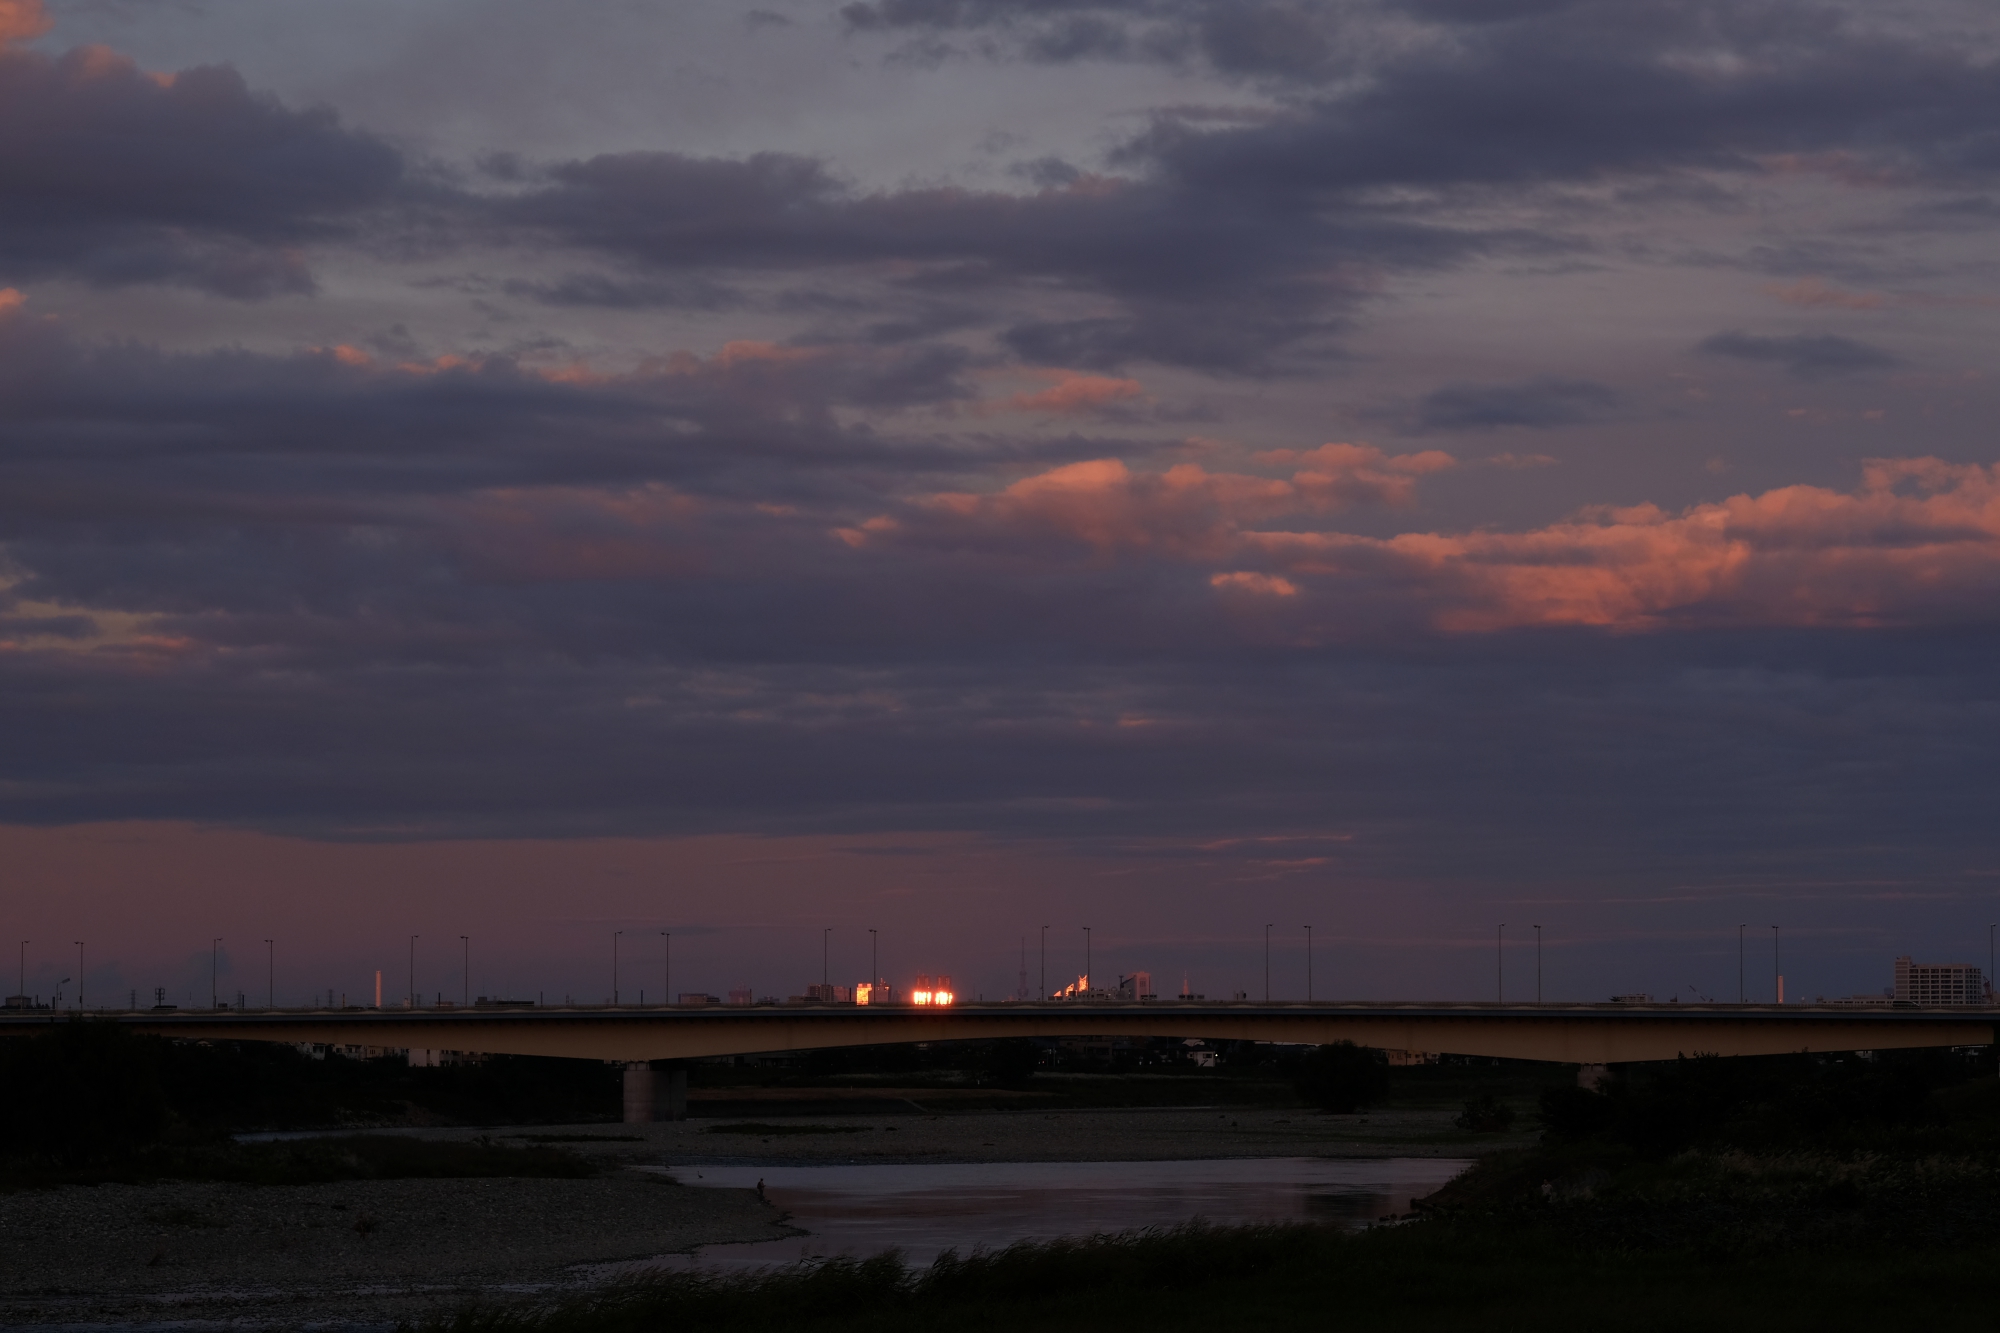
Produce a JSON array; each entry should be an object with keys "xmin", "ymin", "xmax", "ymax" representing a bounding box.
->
[{"xmin": 410, "ymin": 1215, "xmax": 2000, "ymax": 1333}]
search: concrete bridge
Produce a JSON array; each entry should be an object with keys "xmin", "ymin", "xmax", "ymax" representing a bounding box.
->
[{"xmin": 5, "ymin": 1000, "xmax": 1988, "ymax": 1065}]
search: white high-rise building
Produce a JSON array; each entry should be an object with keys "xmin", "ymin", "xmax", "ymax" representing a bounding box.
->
[{"xmin": 1893, "ymin": 956, "xmax": 1986, "ymax": 1005}]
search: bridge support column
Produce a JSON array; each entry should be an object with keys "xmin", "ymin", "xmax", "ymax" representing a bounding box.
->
[{"xmin": 622, "ymin": 1062, "xmax": 689, "ymax": 1123}]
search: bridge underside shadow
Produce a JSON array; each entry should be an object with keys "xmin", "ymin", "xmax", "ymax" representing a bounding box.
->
[{"xmin": 5, "ymin": 1001, "xmax": 1990, "ymax": 1068}]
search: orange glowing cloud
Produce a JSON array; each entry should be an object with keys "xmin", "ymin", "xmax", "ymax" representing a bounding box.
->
[
  {"xmin": 856, "ymin": 449, "xmax": 2000, "ymax": 635},
  {"xmin": 984, "ymin": 369, "xmax": 1144, "ymax": 416},
  {"xmin": 880, "ymin": 445, "xmax": 1455, "ymax": 557},
  {"xmin": 0, "ymin": 0, "xmax": 50, "ymax": 48},
  {"xmin": 1247, "ymin": 457, "xmax": 2000, "ymax": 631}
]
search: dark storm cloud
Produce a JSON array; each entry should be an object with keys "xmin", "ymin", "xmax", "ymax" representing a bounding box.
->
[
  {"xmin": 1407, "ymin": 378, "xmax": 1622, "ymax": 432},
  {"xmin": 1697, "ymin": 331, "xmax": 1900, "ymax": 379},
  {"xmin": 0, "ymin": 45, "xmax": 403, "ymax": 296}
]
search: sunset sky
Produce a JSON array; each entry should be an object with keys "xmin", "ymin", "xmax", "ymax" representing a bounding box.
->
[{"xmin": 5, "ymin": 0, "xmax": 2000, "ymax": 1010}]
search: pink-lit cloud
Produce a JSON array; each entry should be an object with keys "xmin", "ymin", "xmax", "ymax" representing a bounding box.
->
[
  {"xmin": 0, "ymin": 0, "xmax": 49, "ymax": 49},
  {"xmin": 981, "ymin": 368, "xmax": 1145, "ymax": 416}
]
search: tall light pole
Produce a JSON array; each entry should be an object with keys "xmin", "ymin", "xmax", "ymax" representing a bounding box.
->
[
  {"xmin": 1738, "ymin": 924, "xmax": 1747, "ymax": 1004},
  {"xmin": 212, "ymin": 938, "xmax": 222, "ymax": 1008},
  {"xmin": 869, "ymin": 929, "xmax": 878, "ymax": 996},
  {"xmin": 613, "ymin": 930, "xmax": 622, "ymax": 1005},
  {"xmin": 265, "ymin": 939, "xmax": 274, "ymax": 1009},
  {"xmin": 1988, "ymin": 924, "xmax": 1995, "ymax": 1006},
  {"xmin": 1303, "ymin": 925, "xmax": 1313, "ymax": 1002},
  {"xmin": 1040, "ymin": 925, "xmax": 1048, "ymax": 999},
  {"xmin": 460, "ymin": 935, "xmax": 470, "ymax": 1007},
  {"xmin": 823, "ymin": 928, "xmax": 831, "ymax": 989},
  {"xmin": 75, "ymin": 941, "xmax": 84, "ymax": 1010},
  {"xmin": 1533, "ymin": 925, "xmax": 1542, "ymax": 1005},
  {"xmin": 408, "ymin": 934, "xmax": 418, "ymax": 1009},
  {"xmin": 16, "ymin": 941, "xmax": 25, "ymax": 1000},
  {"xmin": 1495, "ymin": 924, "xmax": 1507, "ymax": 1003},
  {"xmin": 661, "ymin": 931, "xmax": 671, "ymax": 1004},
  {"xmin": 1264, "ymin": 924, "xmax": 1274, "ymax": 1002},
  {"xmin": 1771, "ymin": 925, "xmax": 1780, "ymax": 1004},
  {"xmin": 1084, "ymin": 926, "xmax": 1092, "ymax": 996}
]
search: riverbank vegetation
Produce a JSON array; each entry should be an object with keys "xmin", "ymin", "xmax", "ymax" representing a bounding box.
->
[
  {"xmin": 417, "ymin": 1047, "xmax": 2000, "ymax": 1332},
  {"xmin": 0, "ymin": 1022, "xmax": 601, "ymax": 1187}
]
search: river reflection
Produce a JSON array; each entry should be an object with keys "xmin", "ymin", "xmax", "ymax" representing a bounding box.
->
[{"xmin": 640, "ymin": 1157, "xmax": 1469, "ymax": 1271}]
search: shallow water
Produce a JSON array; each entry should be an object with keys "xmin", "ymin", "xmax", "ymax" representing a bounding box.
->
[{"xmin": 630, "ymin": 1156, "xmax": 1470, "ymax": 1271}]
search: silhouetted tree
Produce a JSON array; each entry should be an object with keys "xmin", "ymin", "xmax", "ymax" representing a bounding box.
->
[{"xmin": 1294, "ymin": 1041, "xmax": 1390, "ymax": 1113}]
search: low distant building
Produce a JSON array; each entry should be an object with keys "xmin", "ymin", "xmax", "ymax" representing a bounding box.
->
[
  {"xmin": 677, "ymin": 992, "xmax": 721, "ymax": 1006},
  {"xmin": 803, "ymin": 983, "xmax": 852, "ymax": 1002},
  {"xmin": 1894, "ymin": 956, "xmax": 1986, "ymax": 1005},
  {"xmin": 1113, "ymin": 972, "xmax": 1155, "ymax": 1000},
  {"xmin": 726, "ymin": 988, "xmax": 754, "ymax": 1006},
  {"xmin": 1609, "ymin": 994, "xmax": 1655, "ymax": 1004}
]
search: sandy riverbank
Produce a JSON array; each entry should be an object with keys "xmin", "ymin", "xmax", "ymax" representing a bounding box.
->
[{"xmin": 0, "ymin": 1106, "xmax": 1522, "ymax": 1328}]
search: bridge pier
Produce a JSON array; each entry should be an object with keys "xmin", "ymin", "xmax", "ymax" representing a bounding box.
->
[{"xmin": 622, "ymin": 1061, "xmax": 688, "ymax": 1123}]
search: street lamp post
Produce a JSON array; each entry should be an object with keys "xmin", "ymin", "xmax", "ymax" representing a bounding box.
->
[
  {"xmin": 1772, "ymin": 925, "xmax": 1780, "ymax": 1004},
  {"xmin": 16, "ymin": 941, "xmax": 25, "ymax": 1001},
  {"xmin": 1533, "ymin": 925, "xmax": 1542, "ymax": 1005},
  {"xmin": 1264, "ymin": 924, "xmax": 1274, "ymax": 1002},
  {"xmin": 1303, "ymin": 925, "xmax": 1313, "ymax": 1002},
  {"xmin": 1040, "ymin": 925, "xmax": 1048, "ymax": 999},
  {"xmin": 265, "ymin": 939, "xmax": 274, "ymax": 1009},
  {"xmin": 408, "ymin": 935, "xmax": 418, "ymax": 1009},
  {"xmin": 1738, "ymin": 925, "xmax": 1747, "ymax": 1004},
  {"xmin": 823, "ymin": 928, "xmax": 831, "ymax": 990},
  {"xmin": 75, "ymin": 941, "xmax": 84, "ymax": 1010},
  {"xmin": 869, "ymin": 929, "xmax": 878, "ymax": 997},
  {"xmin": 661, "ymin": 931, "xmax": 671, "ymax": 1005},
  {"xmin": 1496, "ymin": 924, "xmax": 1506, "ymax": 1003},
  {"xmin": 613, "ymin": 930, "xmax": 622, "ymax": 1005},
  {"xmin": 212, "ymin": 938, "xmax": 222, "ymax": 1009},
  {"xmin": 1084, "ymin": 927, "xmax": 1092, "ymax": 998},
  {"xmin": 460, "ymin": 935, "xmax": 470, "ymax": 1007},
  {"xmin": 1988, "ymin": 924, "xmax": 1995, "ymax": 1006}
]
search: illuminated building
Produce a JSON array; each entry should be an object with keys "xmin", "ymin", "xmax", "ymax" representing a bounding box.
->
[{"xmin": 1894, "ymin": 956, "xmax": 1987, "ymax": 1005}]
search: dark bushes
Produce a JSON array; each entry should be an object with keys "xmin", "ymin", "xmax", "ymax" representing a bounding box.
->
[
  {"xmin": 0, "ymin": 1020, "xmax": 170, "ymax": 1166},
  {"xmin": 1293, "ymin": 1041, "xmax": 1390, "ymax": 1113},
  {"xmin": 1537, "ymin": 1049, "xmax": 1980, "ymax": 1155}
]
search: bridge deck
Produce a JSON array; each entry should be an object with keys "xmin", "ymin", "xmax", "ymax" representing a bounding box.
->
[{"xmin": 3, "ymin": 1001, "xmax": 1993, "ymax": 1065}]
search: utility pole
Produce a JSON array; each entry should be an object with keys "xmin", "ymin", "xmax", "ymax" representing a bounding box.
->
[
  {"xmin": 1496, "ymin": 924, "xmax": 1505, "ymax": 1003},
  {"xmin": 1738, "ymin": 924, "xmax": 1747, "ymax": 1004},
  {"xmin": 661, "ymin": 931, "xmax": 670, "ymax": 1004},
  {"xmin": 265, "ymin": 939, "xmax": 274, "ymax": 1009},
  {"xmin": 1533, "ymin": 925, "xmax": 1542, "ymax": 1005},
  {"xmin": 75, "ymin": 941, "xmax": 84, "ymax": 1010},
  {"xmin": 1303, "ymin": 925, "xmax": 1313, "ymax": 1002},
  {"xmin": 1264, "ymin": 924, "xmax": 1273, "ymax": 1002},
  {"xmin": 461, "ymin": 935, "xmax": 470, "ymax": 1007},
  {"xmin": 212, "ymin": 938, "xmax": 222, "ymax": 1008},
  {"xmin": 1040, "ymin": 925, "xmax": 1048, "ymax": 999},
  {"xmin": 613, "ymin": 930, "xmax": 622, "ymax": 1005},
  {"xmin": 409, "ymin": 935, "xmax": 419, "ymax": 1009}
]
